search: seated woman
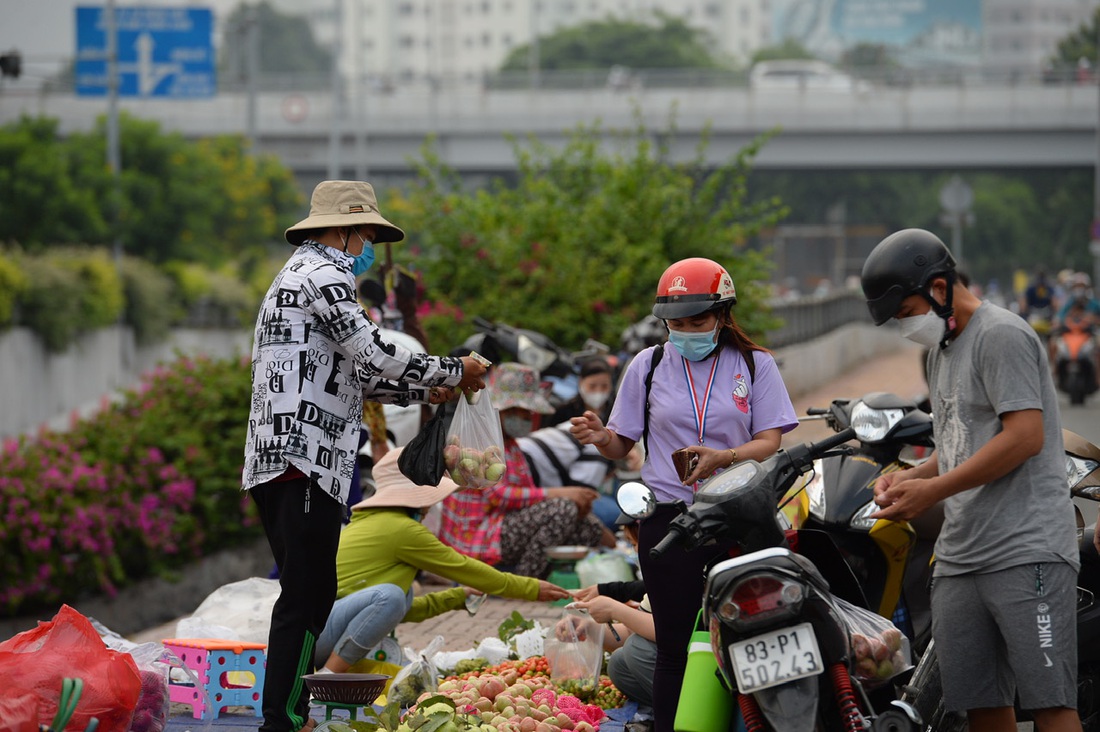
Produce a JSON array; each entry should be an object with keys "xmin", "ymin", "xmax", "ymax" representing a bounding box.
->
[
  {"xmin": 568, "ymin": 515, "xmax": 656, "ymax": 714},
  {"xmin": 314, "ymin": 447, "xmax": 570, "ymax": 674},
  {"xmin": 439, "ymin": 363, "xmax": 615, "ymax": 579}
]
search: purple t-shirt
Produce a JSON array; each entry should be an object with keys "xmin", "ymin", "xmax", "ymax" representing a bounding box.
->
[{"xmin": 608, "ymin": 342, "xmax": 798, "ymax": 503}]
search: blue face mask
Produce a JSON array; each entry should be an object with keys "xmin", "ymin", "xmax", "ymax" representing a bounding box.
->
[
  {"xmin": 668, "ymin": 326, "xmax": 718, "ymax": 361},
  {"xmin": 351, "ymin": 243, "xmax": 375, "ymax": 276}
]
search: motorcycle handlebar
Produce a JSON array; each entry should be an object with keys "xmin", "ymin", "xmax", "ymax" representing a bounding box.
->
[
  {"xmin": 805, "ymin": 407, "xmax": 831, "ymax": 415},
  {"xmin": 650, "ymin": 526, "xmax": 684, "ymax": 560}
]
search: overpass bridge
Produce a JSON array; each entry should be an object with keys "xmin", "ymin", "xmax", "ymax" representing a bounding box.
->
[{"xmin": 1, "ymin": 74, "xmax": 1095, "ymax": 186}]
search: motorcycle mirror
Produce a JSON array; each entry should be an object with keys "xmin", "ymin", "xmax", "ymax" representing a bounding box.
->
[{"xmin": 617, "ymin": 481, "xmax": 657, "ymax": 520}]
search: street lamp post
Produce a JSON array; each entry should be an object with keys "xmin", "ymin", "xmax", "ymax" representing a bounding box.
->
[
  {"xmin": 939, "ymin": 175, "xmax": 974, "ymax": 268},
  {"xmin": 1091, "ymin": 17, "xmax": 1100, "ymax": 286}
]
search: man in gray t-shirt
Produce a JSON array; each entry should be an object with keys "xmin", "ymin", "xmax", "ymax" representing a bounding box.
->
[{"xmin": 861, "ymin": 229, "xmax": 1081, "ymax": 731}]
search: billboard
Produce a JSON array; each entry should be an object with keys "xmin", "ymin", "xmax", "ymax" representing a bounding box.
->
[{"xmin": 771, "ymin": 0, "xmax": 983, "ymax": 67}]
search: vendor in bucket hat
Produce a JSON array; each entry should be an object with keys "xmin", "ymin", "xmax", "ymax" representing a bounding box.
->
[
  {"xmin": 285, "ymin": 179, "xmax": 405, "ymax": 246},
  {"xmin": 312, "ymin": 447, "xmax": 571, "ymax": 675},
  {"xmin": 245, "ymin": 179, "xmax": 489, "ymax": 732}
]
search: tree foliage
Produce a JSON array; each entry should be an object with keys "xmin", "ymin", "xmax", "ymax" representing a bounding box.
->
[
  {"xmin": 748, "ymin": 170, "xmax": 1093, "ymax": 289},
  {"xmin": 500, "ymin": 14, "xmax": 728, "ymax": 72},
  {"xmin": 1051, "ymin": 7, "xmax": 1099, "ymax": 70},
  {"xmin": 0, "ymin": 113, "xmax": 303, "ymax": 266},
  {"xmin": 385, "ymin": 119, "xmax": 787, "ymax": 352},
  {"xmin": 750, "ymin": 39, "xmax": 817, "ymax": 65},
  {"xmin": 221, "ymin": 0, "xmax": 333, "ymax": 77}
]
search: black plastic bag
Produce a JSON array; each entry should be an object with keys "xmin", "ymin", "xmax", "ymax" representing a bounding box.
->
[{"xmin": 398, "ymin": 402, "xmax": 454, "ymax": 486}]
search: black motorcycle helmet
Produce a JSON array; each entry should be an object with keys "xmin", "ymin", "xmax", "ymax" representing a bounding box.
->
[{"xmin": 861, "ymin": 229, "xmax": 958, "ymax": 344}]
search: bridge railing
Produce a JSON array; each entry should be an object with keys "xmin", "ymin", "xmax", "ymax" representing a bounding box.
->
[
  {"xmin": 3, "ymin": 64, "xmax": 1093, "ymax": 97},
  {"xmin": 767, "ymin": 290, "xmax": 870, "ymax": 348}
]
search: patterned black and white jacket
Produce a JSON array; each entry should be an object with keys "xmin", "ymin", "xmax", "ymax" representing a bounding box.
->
[{"xmin": 242, "ymin": 241, "xmax": 463, "ymax": 504}]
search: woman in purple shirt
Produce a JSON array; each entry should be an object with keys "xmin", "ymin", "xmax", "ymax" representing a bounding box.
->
[{"xmin": 572, "ymin": 257, "xmax": 798, "ymax": 731}]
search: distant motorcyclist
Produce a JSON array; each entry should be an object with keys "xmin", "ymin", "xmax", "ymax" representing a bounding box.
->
[
  {"xmin": 1055, "ymin": 272, "xmax": 1100, "ymax": 328},
  {"xmin": 1022, "ymin": 269, "xmax": 1056, "ymax": 319}
]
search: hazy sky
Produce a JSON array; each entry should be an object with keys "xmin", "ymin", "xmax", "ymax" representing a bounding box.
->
[{"xmin": 0, "ymin": 0, "xmax": 242, "ymax": 78}]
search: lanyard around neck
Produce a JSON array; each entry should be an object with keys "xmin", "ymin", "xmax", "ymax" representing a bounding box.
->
[{"xmin": 680, "ymin": 351, "xmax": 720, "ymax": 445}]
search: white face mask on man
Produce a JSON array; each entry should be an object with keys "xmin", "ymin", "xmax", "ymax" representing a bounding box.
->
[{"xmin": 898, "ymin": 311, "xmax": 946, "ymax": 348}]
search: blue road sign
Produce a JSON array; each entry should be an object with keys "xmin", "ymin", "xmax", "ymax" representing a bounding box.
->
[{"xmin": 76, "ymin": 6, "xmax": 215, "ymax": 98}]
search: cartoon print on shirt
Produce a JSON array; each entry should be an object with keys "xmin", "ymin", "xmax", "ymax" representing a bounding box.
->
[
  {"xmin": 933, "ymin": 364, "xmax": 969, "ymax": 474},
  {"xmin": 732, "ymin": 374, "xmax": 750, "ymax": 414}
]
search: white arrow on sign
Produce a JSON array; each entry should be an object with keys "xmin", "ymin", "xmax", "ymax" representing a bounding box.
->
[{"xmin": 116, "ymin": 32, "xmax": 182, "ymax": 96}]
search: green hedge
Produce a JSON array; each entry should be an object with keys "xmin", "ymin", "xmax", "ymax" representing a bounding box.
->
[
  {"xmin": 0, "ymin": 353, "xmax": 259, "ymax": 617},
  {"xmin": 1, "ymin": 245, "xmax": 261, "ymax": 350}
]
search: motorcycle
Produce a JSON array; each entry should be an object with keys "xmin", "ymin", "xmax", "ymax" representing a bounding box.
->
[
  {"xmin": 1053, "ymin": 316, "xmax": 1098, "ymax": 406},
  {"xmin": 618, "ymin": 392, "xmax": 936, "ymax": 731},
  {"xmin": 460, "ymin": 317, "xmax": 611, "ymax": 408},
  {"xmin": 901, "ymin": 429, "xmax": 1100, "ymax": 731},
  {"xmin": 460, "ymin": 317, "xmax": 608, "ymax": 379},
  {"xmin": 791, "ymin": 395, "xmax": 937, "ymax": 649}
]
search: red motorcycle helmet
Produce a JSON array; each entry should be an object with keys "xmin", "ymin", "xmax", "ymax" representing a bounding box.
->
[{"xmin": 652, "ymin": 258, "xmax": 737, "ymax": 320}]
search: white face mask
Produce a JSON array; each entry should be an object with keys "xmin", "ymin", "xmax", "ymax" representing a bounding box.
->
[
  {"xmin": 580, "ymin": 388, "xmax": 610, "ymax": 410},
  {"xmin": 898, "ymin": 311, "xmax": 946, "ymax": 348}
]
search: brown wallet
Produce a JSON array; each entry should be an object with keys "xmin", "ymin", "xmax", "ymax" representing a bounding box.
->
[{"xmin": 671, "ymin": 448, "xmax": 699, "ymax": 482}]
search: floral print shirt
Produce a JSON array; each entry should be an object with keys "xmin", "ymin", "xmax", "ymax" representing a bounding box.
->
[{"xmin": 242, "ymin": 241, "xmax": 463, "ymax": 504}]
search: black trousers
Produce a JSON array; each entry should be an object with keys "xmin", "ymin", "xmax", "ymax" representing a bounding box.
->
[
  {"xmin": 638, "ymin": 505, "xmax": 735, "ymax": 732},
  {"xmin": 252, "ymin": 477, "xmax": 344, "ymax": 732}
]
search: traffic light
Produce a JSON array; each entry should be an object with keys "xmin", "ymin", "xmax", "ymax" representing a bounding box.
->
[{"xmin": 0, "ymin": 51, "xmax": 21, "ymax": 79}]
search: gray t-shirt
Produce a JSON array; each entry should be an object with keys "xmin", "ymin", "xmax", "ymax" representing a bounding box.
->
[{"xmin": 927, "ymin": 302, "xmax": 1079, "ymax": 576}]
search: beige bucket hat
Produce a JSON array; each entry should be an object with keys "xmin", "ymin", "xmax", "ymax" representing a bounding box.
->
[
  {"xmin": 349, "ymin": 447, "xmax": 459, "ymax": 511},
  {"xmin": 285, "ymin": 180, "xmax": 405, "ymax": 245}
]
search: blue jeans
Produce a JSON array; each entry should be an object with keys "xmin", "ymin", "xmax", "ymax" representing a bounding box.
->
[{"xmin": 314, "ymin": 583, "xmax": 413, "ymax": 668}]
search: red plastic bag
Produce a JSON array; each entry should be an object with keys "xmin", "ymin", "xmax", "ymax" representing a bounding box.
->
[
  {"xmin": 0, "ymin": 604, "xmax": 141, "ymax": 732},
  {"xmin": 0, "ymin": 689, "xmax": 40, "ymax": 732}
]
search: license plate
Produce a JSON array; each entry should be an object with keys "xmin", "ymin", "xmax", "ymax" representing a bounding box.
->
[{"xmin": 729, "ymin": 622, "xmax": 824, "ymax": 694}]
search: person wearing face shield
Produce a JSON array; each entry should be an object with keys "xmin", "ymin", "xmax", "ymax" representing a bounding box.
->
[
  {"xmin": 439, "ymin": 362, "xmax": 615, "ymax": 579},
  {"xmin": 570, "ymin": 257, "xmax": 798, "ymax": 732},
  {"xmin": 861, "ymin": 229, "xmax": 1083, "ymax": 731}
]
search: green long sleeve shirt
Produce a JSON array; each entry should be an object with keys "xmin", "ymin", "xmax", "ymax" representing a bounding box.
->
[{"xmin": 335, "ymin": 507, "xmax": 540, "ymax": 623}]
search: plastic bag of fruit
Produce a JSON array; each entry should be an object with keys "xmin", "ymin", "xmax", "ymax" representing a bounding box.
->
[
  {"xmin": 832, "ymin": 595, "xmax": 912, "ymax": 685},
  {"xmin": 545, "ymin": 606, "xmax": 605, "ymax": 700},
  {"xmin": 443, "ymin": 391, "xmax": 506, "ymax": 489},
  {"xmin": 390, "ymin": 635, "xmax": 445, "ymax": 708}
]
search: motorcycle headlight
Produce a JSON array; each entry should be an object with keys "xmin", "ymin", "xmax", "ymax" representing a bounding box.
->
[
  {"xmin": 850, "ymin": 401, "xmax": 905, "ymax": 443},
  {"xmin": 849, "ymin": 500, "xmax": 879, "ymax": 531},
  {"xmin": 698, "ymin": 461, "xmax": 760, "ymax": 497},
  {"xmin": 1067, "ymin": 455, "xmax": 1100, "ymax": 496}
]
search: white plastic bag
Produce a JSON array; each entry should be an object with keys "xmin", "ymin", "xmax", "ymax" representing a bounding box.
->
[
  {"xmin": 444, "ymin": 393, "xmax": 505, "ymax": 489},
  {"xmin": 177, "ymin": 577, "xmax": 281, "ymax": 644},
  {"xmin": 389, "ymin": 635, "xmax": 445, "ymax": 707},
  {"xmin": 832, "ymin": 595, "xmax": 912, "ymax": 685},
  {"xmin": 474, "ymin": 637, "xmax": 512, "ymax": 665},
  {"xmin": 575, "ymin": 552, "xmax": 636, "ymax": 586},
  {"xmin": 545, "ymin": 606, "xmax": 604, "ymax": 699}
]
